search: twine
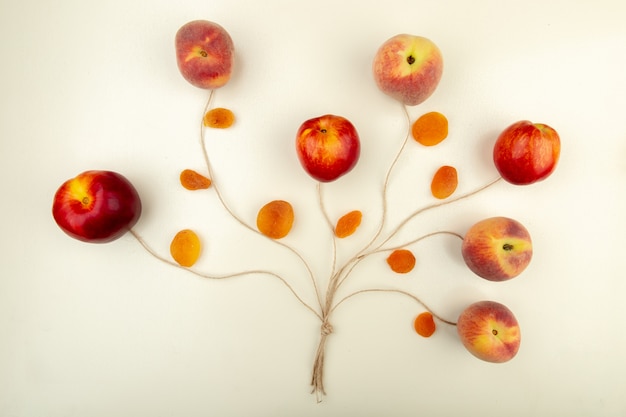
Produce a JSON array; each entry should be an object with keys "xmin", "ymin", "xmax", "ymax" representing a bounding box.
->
[
  {"xmin": 320, "ymin": 320, "xmax": 334, "ymax": 336},
  {"xmin": 311, "ymin": 319, "xmax": 334, "ymax": 401}
]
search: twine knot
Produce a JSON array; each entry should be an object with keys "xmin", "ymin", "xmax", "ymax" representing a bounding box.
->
[{"xmin": 321, "ymin": 321, "xmax": 334, "ymax": 336}]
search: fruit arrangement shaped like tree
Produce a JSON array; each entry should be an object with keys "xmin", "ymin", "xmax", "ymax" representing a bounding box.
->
[{"xmin": 52, "ymin": 20, "xmax": 561, "ymax": 401}]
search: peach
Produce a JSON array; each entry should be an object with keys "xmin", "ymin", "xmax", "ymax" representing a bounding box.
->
[
  {"xmin": 296, "ymin": 114, "xmax": 361, "ymax": 182},
  {"xmin": 493, "ymin": 120, "xmax": 561, "ymax": 185},
  {"xmin": 457, "ymin": 301, "xmax": 521, "ymax": 363},
  {"xmin": 372, "ymin": 34, "xmax": 443, "ymax": 106},
  {"xmin": 175, "ymin": 20, "xmax": 234, "ymax": 89},
  {"xmin": 461, "ymin": 217, "xmax": 532, "ymax": 282},
  {"xmin": 52, "ymin": 170, "xmax": 142, "ymax": 243}
]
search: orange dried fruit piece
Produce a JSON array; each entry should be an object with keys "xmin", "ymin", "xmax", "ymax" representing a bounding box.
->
[
  {"xmin": 335, "ymin": 210, "xmax": 362, "ymax": 238},
  {"xmin": 411, "ymin": 111, "xmax": 448, "ymax": 146},
  {"xmin": 430, "ymin": 165, "xmax": 458, "ymax": 199},
  {"xmin": 414, "ymin": 312, "xmax": 436, "ymax": 337},
  {"xmin": 203, "ymin": 107, "xmax": 235, "ymax": 128},
  {"xmin": 180, "ymin": 169, "xmax": 211, "ymax": 190},
  {"xmin": 386, "ymin": 249, "xmax": 416, "ymax": 274},
  {"xmin": 170, "ymin": 229, "xmax": 202, "ymax": 267},
  {"xmin": 256, "ymin": 200, "xmax": 294, "ymax": 239}
]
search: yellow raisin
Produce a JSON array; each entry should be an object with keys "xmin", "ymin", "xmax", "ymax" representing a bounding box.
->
[
  {"xmin": 430, "ymin": 165, "xmax": 458, "ymax": 199},
  {"xmin": 335, "ymin": 210, "xmax": 362, "ymax": 238},
  {"xmin": 170, "ymin": 229, "xmax": 201, "ymax": 267},
  {"xmin": 386, "ymin": 249, "xmax": 416, "ymax": 274},
  {"xmin": 180, "ymin": 169, "xmax": 211, "ymax": 190},
  {"xmin": 203, "ymin": 108, "xmax": 235, "ymax": 128},
  {"xmin": 256, "ymin": 200, "xmax": 294, "ymax": 239},
  {"xmin": 414, "ymin": 312, "xmax": 436, "ymax": 337},
  {"xmin": 412, "ymin": 111, "xmax": 448, "ymax": 146}
]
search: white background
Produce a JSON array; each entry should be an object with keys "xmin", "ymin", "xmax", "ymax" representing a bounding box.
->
[{"xmin": 1, "ymin": 0, "xmax": 625, "ymax": 416}]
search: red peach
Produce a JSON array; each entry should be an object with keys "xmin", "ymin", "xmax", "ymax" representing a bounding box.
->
[
  {"xmin": 175, "ymin": 20, "xmax": 234, "ymax": 89},
  {"xmin": 493, "ymin": 120, "xmax": 560, "ymax": 185},
  {"xmin": 52, "ymin": 170, "xmax": 142, "ymax": 243},
  {"xmin": 296, "ymin": 114, "xmax": 361, "ymax": 182}
]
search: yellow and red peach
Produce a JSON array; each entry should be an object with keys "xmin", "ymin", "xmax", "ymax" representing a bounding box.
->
[
  {"xmin": 372, "ymin": 34, "xmax": 443, "ymax": 106},
  {"xmin": 296, "ymin": 114, "xmax": 361, "ymax": 182},
  {"xmin": 462, "ymin": 217, "xmax": 532, "ymax": 282},
  {"xmin": 52, "ymin": 170, "xmax": 142, "ymax": 243},
  {"xmin": 457, "ymin": 300, "xmax": 521, "ymax": 363},
  {"xmin": 175, "ymin": 20, "xmax": 234, "ymax": 90}
]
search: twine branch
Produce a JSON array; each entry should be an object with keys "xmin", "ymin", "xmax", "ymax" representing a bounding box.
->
[
  {"xmin": 317, "ymin": 182, "xmax": 338, "ymax": 279},
  {"xmin": 359, "ymin": 103, "xmax": 411, "ymax": 255},
  {"xmin": 373, "ymin": 177, "xmax": 503, "ymax": 253},
  {"xmin": 332, "ymin": 288, "xmax": 457, "ymax": 326},
  {"xmin": 362, "ymin": 230, "xmax": 464, "ymax": 256},
  {"xmin": 129, "ymin": 228, "xmax": 322, "ymax": 322}
]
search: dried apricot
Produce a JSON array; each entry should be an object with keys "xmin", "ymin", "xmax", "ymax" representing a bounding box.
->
[
  {"xmin": 180, "ymin": 169, "xmax": 211, "ymax": 190},
  {"xmin": 386, "ymin": 249, "xmax": 416, "ymax": 274},
  {"xmin": 256, "ymin": 200, "xmax": 294, "ymax": 239},
  {"xmin": 414, "ymin": 312, "xmax": 436, "ymax": 337},
  {"xmin": 430, "ymin": 165, "xmax": 458, "ymax": 199},
  {"xmin": 411, "ymin": 111, "xmax": 448, "ymax": 146},
  {"xmin": 203, "ymin": 107, "xmax": 235, "ymax": 128},
  {"xmin": 170, "ymin": 229, "xmax": 202, "ymax": 267},
  {"xmin": 334, "ymin": 210, "xmax": 362, "ymax": 238}
]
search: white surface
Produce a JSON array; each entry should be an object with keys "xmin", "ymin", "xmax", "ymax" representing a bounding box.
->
[{"xmin": 1, "ymin": 0, "xmax": 626, "ymax": 416}]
